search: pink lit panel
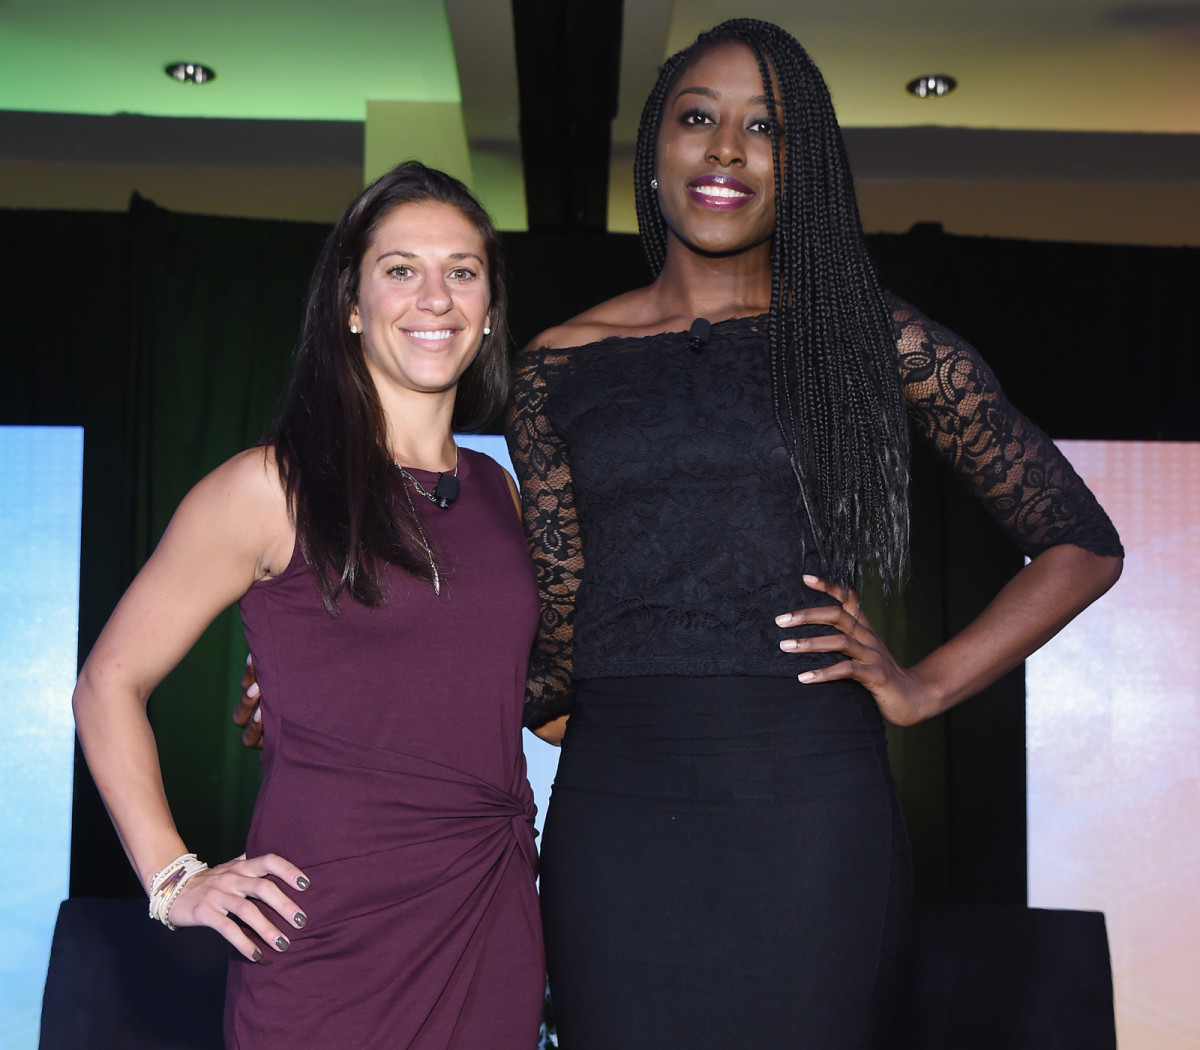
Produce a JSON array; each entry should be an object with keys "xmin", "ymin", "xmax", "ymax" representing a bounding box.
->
[{"xmin": 1027, "ymin": 441, "xmax": 1200, "ymax": 1049}]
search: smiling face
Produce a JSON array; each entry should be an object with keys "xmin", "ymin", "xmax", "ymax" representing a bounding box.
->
[
  {"xmin": 654, "ymin": 40, "xmax": 782, "ymax": 260},
  {"xmin": 348, "ymin": 200, "xmax": 491, "ymax": 406}
]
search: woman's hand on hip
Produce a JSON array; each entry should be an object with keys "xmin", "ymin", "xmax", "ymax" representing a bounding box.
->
[
  {"xmin": 164, "ymin": 853, "xmax": 310, "ymax": 962},
  {"xmin": 776, "ymin": 574, "xmax": 935, "ymax": 727}
]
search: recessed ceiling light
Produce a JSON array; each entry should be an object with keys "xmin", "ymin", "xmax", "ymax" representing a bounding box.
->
[
  {"xmin": 165, "ymin": 62, "xmax": 216, "ymax": 85},
  {"xmin": 906, "ymin": 74, "xmax": 956, "ymax": 98}
]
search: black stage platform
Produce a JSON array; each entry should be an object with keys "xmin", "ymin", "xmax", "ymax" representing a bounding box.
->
[{"xmin": 39, "ymin": 897, "xmax": 1116, "ymax": 1049}]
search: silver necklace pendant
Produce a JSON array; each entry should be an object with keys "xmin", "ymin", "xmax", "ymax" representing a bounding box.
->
[{"xmin": 400, "ymin": 478, "xmax": 441, "ymax": 596}]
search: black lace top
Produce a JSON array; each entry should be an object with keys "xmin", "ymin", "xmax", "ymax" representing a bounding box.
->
[{"xmin": 505, "ymin": 295, "xmax": 1123, "ymax": 728}]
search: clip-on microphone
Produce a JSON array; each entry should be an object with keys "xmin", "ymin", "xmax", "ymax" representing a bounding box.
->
[
  {"xmin": 431, "ymin": 473, "xmax": 460, "ymax": 508},
  {"xmin": 686, "ymin": 317, "xmax": 712, "ymax": 352}
]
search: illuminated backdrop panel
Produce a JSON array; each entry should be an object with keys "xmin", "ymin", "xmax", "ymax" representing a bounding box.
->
[
  {"xmin": 1027, "ymin": 440, "xmax": 1200, "ymax": 1050},
  {"xmin": 0, "ymin": 427, "xmax": 83, "ymax": 1050}
]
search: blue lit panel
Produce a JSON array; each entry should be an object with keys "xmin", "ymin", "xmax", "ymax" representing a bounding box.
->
[{"xmin": 0, "ymin": 427, "xmax": 83, "ymax": 1050}]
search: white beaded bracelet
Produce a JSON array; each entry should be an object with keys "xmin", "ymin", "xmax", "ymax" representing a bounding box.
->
[{"xmin": 148, "ymin": 852, "xmax": 209, "ymax": 930}]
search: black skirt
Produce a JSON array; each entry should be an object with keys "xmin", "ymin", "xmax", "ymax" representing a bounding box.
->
[{"xmin": 539, "ymin": 676, "xmax": 911, "ymax": 1050}]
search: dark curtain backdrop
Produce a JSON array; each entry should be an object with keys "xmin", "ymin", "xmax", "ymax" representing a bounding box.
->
[
  {"xmin": 2, "ymin": 199, "xmax": 1196, "ymax": 903},
  {"xmin": 1, "ymin": 197, "xmax": 331, "ymax": 895}
]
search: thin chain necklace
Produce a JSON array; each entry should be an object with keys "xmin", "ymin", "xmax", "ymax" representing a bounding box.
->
[
  {"xmin": 395, "ymin": 445, "xmax": 459, "ymax": 509},
  {"xmin": 399, "ymin": 479, "xmax": 441, "ymax": 596}
]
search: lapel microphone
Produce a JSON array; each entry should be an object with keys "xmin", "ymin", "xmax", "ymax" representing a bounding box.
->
[
  {"xmin": 431, "ymin": 473, "xmax": 460, "ymax": 508},
  {"xmin": 686, "ymin": 317, "xmax": 712, "ymax": 352}
]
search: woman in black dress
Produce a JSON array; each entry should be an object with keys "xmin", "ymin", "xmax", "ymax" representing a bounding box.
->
[{"xmin": 506, "ymin": 18, "xmax": 1123, "ymax": 1049}]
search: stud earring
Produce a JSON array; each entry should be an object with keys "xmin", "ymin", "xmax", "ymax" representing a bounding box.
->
[
  {"xmin": 349, "ymin": 324, "xmax": 359, "ymax": 334},
  {"xmin": 650, "ymin": 178, "xmax": 659, "ymax": 190},
  {"xmin": 483, "ymin": 326, "xmax": 491, "ymax": 336}
]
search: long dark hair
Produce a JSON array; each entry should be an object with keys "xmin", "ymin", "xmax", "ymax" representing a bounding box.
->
[
  {"xmin": 270, "ymin": 161, "xmax": 510, "ymax": 612},
  {"xmin": 634, "ymin": 19, "xmax": 909, "ymax": 593}
]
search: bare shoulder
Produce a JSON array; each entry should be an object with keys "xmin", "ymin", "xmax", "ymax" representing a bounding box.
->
[
  {"xmin": 196, "ymin": 446, "xmax": 286, "ymax": 516},
  {"xmin": 524, "ymin": 286, "xmax": 670, "ymax": 352},
  {"xmin": 173, "ymin": 446, "xmax": 294, "ymax": 579},
  {"xmin": 80, "ymin": 447, "xmax": 295, "ymax": 691}
]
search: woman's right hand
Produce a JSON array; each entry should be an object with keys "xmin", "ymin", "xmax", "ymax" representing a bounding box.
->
[
  {"xmin": 232, "ymin": 654, "xmax": 264, "ymax": 749},
  {"xmin": 164, "ymin": 852, "xmax": 309, "ymax": 962}
]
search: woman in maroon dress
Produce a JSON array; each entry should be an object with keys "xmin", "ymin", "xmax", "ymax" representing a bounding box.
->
[{"xmin": 72, "ymin": 162, "xmax": 544, "ymax": 1049}]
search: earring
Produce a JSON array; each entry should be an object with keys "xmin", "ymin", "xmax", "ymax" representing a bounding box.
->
[
  {"xmin": 483, "ymin": 326, "xmax": 491, "ymax": 336},
  {"xmin": 349, "ymin": 324, "xmax": 359, "ymax": 334},
  {"xmin": 650, "ymin": 178, "xmax": 659, "ymax": 190}
]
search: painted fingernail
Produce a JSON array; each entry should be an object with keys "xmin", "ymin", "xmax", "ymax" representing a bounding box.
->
[
  {"xmin": 247, "ymin": 682, "xmax": 260, "ymax": 699},
  {"xmin": 798, "ymin": 671, "xmax": 816, "ymax": 683},
  {"xmin": 775, "ymin": 614, "xmax": 790, "ymax": 626},
  {"xmin": 293, "ymin": 911, "xmax": 307, "ymax": 927},
  {"xmin": 251, "ymin": 948, "xmax": 262, "ymax": 963},
  {"xmin": 295, "ymin": 875, "xmax": 310, "ymax": 890},
  {"xmin": 275, "ymin": 935, "xmax": 290, "ymax": 951},
  {"xmin": 803, "ymin": 574, "xmax": 819, "ymax": 584}
]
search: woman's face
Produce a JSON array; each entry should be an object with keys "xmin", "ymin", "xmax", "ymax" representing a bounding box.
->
[
  {"xmin": 654, "ymin": 40, "xmax": 782, "ymax": 259},
  {"xmin": 349, "ymin": 200, "xmax": 491, "ymax": 403}
]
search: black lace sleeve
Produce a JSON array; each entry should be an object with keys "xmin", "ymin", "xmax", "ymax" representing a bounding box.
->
[
  {"xmin": 890, "ymin": 294, "xmax": 1123, "ymax": 559},
  {"xmin": 505, "ymin": 345, "xmax": 583, "ymax": 728}
]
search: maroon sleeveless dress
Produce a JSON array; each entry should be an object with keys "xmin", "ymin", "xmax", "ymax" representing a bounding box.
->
[{"xmin": 225, "ymin": 449, "xmax": 543, "ymax": 1049}]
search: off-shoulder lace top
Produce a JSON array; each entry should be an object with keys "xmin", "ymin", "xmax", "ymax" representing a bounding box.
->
[{"xmin": 505, "ymin": 295, "xmax": 1123, "ymax": 728}]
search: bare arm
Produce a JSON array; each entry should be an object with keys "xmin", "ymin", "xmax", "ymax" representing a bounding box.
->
[
  {"xmin": 912, "ymin": 544, "xmax": 1119, "ymax": 712},
  {"xmin": 784, "ymin": 546, "xmax": 1120, "ymax": 725},
  {"xmin": 73, "ymin": 447, "xmax": 308, "ymax": 957}
]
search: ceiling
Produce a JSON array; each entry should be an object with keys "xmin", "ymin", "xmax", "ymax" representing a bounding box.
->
[
  {"xmin": 3, "ymin": 0, "xmax": 1198, "ymax": 229},
  {"xmin": 4, "ymin": 0, "xmax": 1198, "ymax": 130},
  {"xmin": 0, "ymin": 0, "xmax": 463, "ymax": 121}
]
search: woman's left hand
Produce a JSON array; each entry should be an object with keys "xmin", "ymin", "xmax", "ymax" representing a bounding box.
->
[{"xmin": 776, "ymin": 574, "xmax": 935, "ymax": 727}]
